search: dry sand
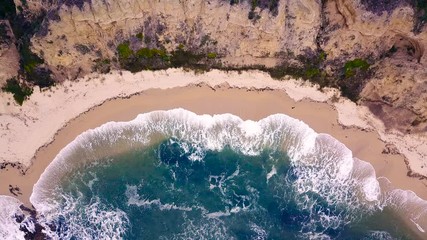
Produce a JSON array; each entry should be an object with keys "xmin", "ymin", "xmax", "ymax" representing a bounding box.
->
[{"xmin": 0, "ymin": 69, "xmax": 427, "ymax": 236}]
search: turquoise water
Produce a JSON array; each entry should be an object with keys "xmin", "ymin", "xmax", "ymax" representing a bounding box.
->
[
  {"xmin": 26, "ymin": 109, "xmax": 425, "ymax": 239},
  {"xmin": 38, "ymin": 139, "xmax": 414, "ymax": 239}
]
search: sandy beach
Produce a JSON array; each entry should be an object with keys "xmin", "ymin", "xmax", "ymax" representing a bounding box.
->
[{"xmin": 1, "ymin": 69, "xmax": 427, "ymax": 237}]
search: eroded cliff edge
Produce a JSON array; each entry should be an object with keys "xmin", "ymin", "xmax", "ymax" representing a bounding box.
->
[{"xmin": 1, "ymin": 0, "xmax": 427, "ymax": 171}]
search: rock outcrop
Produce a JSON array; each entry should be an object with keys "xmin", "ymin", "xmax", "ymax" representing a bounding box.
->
[
  {"xmin": 25, "ymin": 0, "xmax": 321, "ymax": 80},
  {"xmin": 0, "ymin": 20, "xmax": 19, "ymax": 85}
]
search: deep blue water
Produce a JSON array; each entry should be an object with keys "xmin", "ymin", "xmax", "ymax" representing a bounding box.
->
[
  {"xmin": 42, "ymin": 138, "xmax": 415, "ymax": 239},
  {"xmin": 23, "ymin": 109, "xmax": 424, "ymax": 239}
]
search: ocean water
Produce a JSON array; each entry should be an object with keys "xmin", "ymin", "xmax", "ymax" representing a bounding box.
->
[{"xmin": 2, "ymin": 109, "xmax": 427, "ymax": 239}]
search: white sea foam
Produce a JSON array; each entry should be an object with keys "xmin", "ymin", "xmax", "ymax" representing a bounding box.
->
[
  {"xmin": 250, "ymin": 223, "xmax": 268, "ymax": 239},
  {"xmin": 170, "ymin": 215, "xmax": 230, "ymax": 240},
  {"xmin": 384, "ymin": 186, "xmax": 427, "ymax": 233},
  {"xmin": 86, "ymin": 173, "xmax": 98, "ymax": 191},
  {"xmin": 266, "ymin": 166, "xmax": 277, "ymax": 183},
  {"xmin": 39, "ymin": 194, "xmax": 129, "ymax": 239},
  {"xmin": 29, "ymin": 108, "xmax": 427, "ymax": 234},
  {"xmin": 125, "ymin": 185, "xmax": 192, "ymax": 211},
  {"xmin": 362, "ymin": 231, "xmax": 393, "ymax": 240},
  {"xmin": 0, "ymin": 196, "xmax": 26, "ymax": 240},
  {"xmin": 411, "ymin": 219, "xmax": 425, "ymax": 233},
  {"xmin": 239, "ymin": 120, "xmax": 262, "ymax": 138}
]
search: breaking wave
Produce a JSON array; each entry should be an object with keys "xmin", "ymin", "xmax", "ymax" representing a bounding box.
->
[
  {"xmin": 0, "ymin": 196, "xmax": 27, "ymax": 240},
  {"xmin": 24, "ymin": 108, "xmax": 427, "ymax": 239}
]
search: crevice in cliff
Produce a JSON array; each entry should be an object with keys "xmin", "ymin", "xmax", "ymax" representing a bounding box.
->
[
  {"xmin": 316, "ymin": 0, "xmax": 328, "ymax": 51},
  {"xmin": 334, "ymin": 0, "xmax": 355, "ymax": 27}
]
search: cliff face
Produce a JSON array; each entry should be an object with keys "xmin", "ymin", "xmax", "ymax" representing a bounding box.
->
[
  {"xmin": 27, "ymin": 0, "xmax": 321, "ymax": 79},
  {"xmin": 320, "ymin": 0, "xmax": 427, "ymax": 133},
  {"xmin": 0, "ymin": 20, "xmax": 19, "ymax": 85},
  {"xmin": 1, "ymin": 0, "xmax": 427, "ymax": 133}
]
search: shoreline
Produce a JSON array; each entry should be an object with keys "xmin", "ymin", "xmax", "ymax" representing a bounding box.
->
[{"xmin": 1, "ymin": 69, "xmax": 427, "ymax": 235}]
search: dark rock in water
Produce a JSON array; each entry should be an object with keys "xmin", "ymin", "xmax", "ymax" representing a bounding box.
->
[
  {"xmin": 20, "ymin": 205, "xmax": 37, "ymax": 216},
  {"xmin": 20, "ymin": 217, "xmax": 47, "ymax": 240},
  {"xmin": 18, "ymin": 205, "xmax": 48, "ymax": 240},
  {"xmin": 14, "ymin": 212, "xmax": 25, "ymax": 223}
]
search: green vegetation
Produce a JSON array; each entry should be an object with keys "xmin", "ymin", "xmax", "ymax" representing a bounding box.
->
[
  {"xmin": 0, "ymin": 0, "xmax": 16, "ymax": 19},
  {"xmin": 318, "ymin": 51, "xmax": 327, "ymax": 61},
  {"xmin": 0, "ymin": 0, "xmax": 53, "ymax": 105},
  {"xmin": 0, "ymin": 23, "xmax": 11, "ymax": 45},
  {"xmin": 264, "ymin": 0, "xmax": 280, "ymax": 15},
  {"xmin": 207, "ymin": 52, "xmax": 217, "ymax": 59},
  {"xmin": 20, "ymin": 0, "xmax": 28, "ymax": 8},
  {"xmin": 415, "ymin": 0, "xmax": 427, "ymax": 32},
  {"xmin": 251, "ymin": 0, "xmax": 258, "ymax": 9},
  {"xmin": 116, "ymin": 41, "xmax": 218, "ymax": 73},
  {"xmin": 136, "ymin": 48, "xmax": 167, "ymax": 59},
  {"xmin": 19, "ymin": 44, "xmax": 54, "ymax": 88},
  {"xmin": 304, "ymin": 68, "xmax": 321, "ymax": 79},
  {"xmin": 248, "ymin": 1, "xmax": 261, "ymax": 21},
  {"xmin": 256, "ymin": 53, "xmax": 371, "ymax": 102},
  {"xmin": 343, "ymin": 59, "xmax": 370, "ymax": 78},
  {"xmin": 268, "ymin": 65, "xmax": 329, "ymax": 88},
  {"xmin": 2, "ymin": 3, "xmax": 55, "ymax": 95},
  {"xmin": 389, "ymin": 45, "xmax": 397, "ymax": 54},
  {"xmin": 117, "ymin": 41, "xmax": 133, "ymax": 59},
  {"xmin": 136, "ymin": 32, "xmax": 144, "ymax": 41},
  {"xmin": 111, "ymin": 39, "xmax": 371, "ymax": 103},
  {"xmin": 418, "ymin": 0, "xmax": 427, "ymax": 21},
  {"xmin": 21, "ymin": 46, "xmax": 43, "ymax": 74},
  {"xmin": 92, "ymin": 58, "xmax": 111, "ymax": 74},
  {"xmin": 2, "ymin": 78, "xmax": 33, "ymax": 105},
  {"xmin": 266, "ymin": 65, "xmax": 303, "ymax": 80},
  {"xmin": 116, "ymin": 42, "xmax": 171, "ymax": 72},
  {"xmin": 169, "ymin": 47, "xmax": 205, "ymax": 68},
  {"xmin": 338, "ymin": 59, "xmax": 371, "ymax": 101}
]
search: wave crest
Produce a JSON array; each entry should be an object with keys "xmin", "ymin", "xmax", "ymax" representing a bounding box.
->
[{"xmin": 29, "ymin": 108, "xmax": 427, "ymax": 235}]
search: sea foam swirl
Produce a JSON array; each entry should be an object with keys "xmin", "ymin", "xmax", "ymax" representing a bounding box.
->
[{"xmin": 0, "ymin": 196, "xmax": 26, "ymax": 240}]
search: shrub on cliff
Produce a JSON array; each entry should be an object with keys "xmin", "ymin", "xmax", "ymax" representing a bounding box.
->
[
  {"xmin": 117, "ymin": 42, "xmax": 133, "ymax": 60},
  {"xmin": 93, "ymin": 59, "xmax": 111, "ymax": 74},
  {"xmin": 2, "ymin": 77, "xmax": 33, "ymax": 105},
  {"xmin": 170, "ymin": 47, "xmax": 204, "ymax": 68},
  {"xmin": 415, "ymin": 0, "xmax": 427, "ymax": 32},
  {"xmin": 5, "ymin": 5, "xmax": 55, "ymax": 90},
  {"xmin": 19, "ymin": 44, "xmax": 54, "ymax": 88},
  {"xmin": 339, "ymin": 59, "xmax": 371, "ymax": 101},
  {"xmin": 0, "ymin": 22, "xmax": 12, "ymax": 45},
  {"xmin": 0, "ymin": 0, "xmax": 16, "ymax": 19},
  {"xmin": 343, "ymin": 59, "xmax": 370, "ymax": 78},
  {"xmin": 116, "ymin": 42, "xmax": 171, "ymax": 72}
]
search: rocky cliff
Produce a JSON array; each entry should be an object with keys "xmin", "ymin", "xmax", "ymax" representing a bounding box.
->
[{"xmin": 1, "ymin": 0, "xmax": 427, "ymax": 136}]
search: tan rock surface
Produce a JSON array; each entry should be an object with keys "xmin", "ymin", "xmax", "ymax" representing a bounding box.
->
[
  {"xmin": 0, "ymin": 20, "xmax": 19, "ymax": 85},
  {"xmin": 30, "ymin": 0, "xmax": 321, "ymax": 79},
  {"xmin": 2, "ymin": 0, "xmax": 427, "ymax": 177}
]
